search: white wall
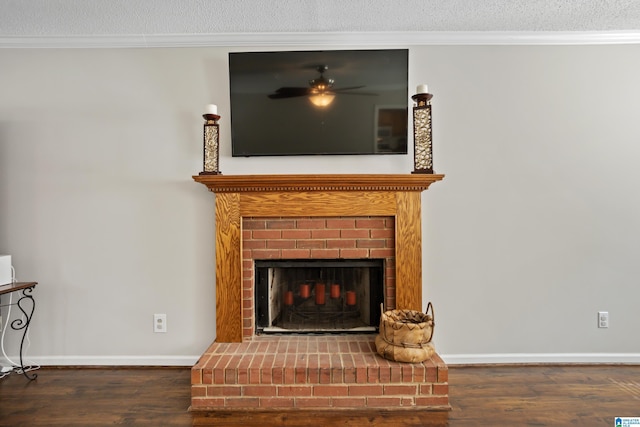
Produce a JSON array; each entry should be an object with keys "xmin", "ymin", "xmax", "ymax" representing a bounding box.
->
[
  {"xmin": 1, "ymin": 44, "xmax": 639, "ymax": 365},
  {"xmin": 421, "ymin": 45, "xmax": 640, "ymax": 362}
]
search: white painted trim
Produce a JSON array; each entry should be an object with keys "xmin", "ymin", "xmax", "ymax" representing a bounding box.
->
[
  {"xmin": 19, "ymin": 353, "xmax": 640, "ymax": 367},
  {"xmin": 27, "ymin": 355, "xmax": 200, "ymax": 367},
  {"xmin": 442, "ymin": 353, "xmax": 640, "ymax": 365},
  {"xmin": 1, "ymin": 31, "xmax": 640, "ymax": 49}
]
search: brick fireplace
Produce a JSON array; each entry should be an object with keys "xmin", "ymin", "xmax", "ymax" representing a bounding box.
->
[
  {"xmin": 191, "ymin": 174, "xmax": 447, "ymax": 411},
  {"xmin": 244, "ymin": 216, "xmax": 393, "ymax": 337}
]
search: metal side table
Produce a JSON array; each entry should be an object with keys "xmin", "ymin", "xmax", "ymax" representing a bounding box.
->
[{"xmin": 0, "ymin": 281, "xmax": 38, "ymax": 380}]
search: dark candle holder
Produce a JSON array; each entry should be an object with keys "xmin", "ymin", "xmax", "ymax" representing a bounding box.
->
[
  {"xmin": 411, "ymin": 92, "xmax": 434, "ymax": 174},
  {"xmin": 199, "ymin": 113, "xmax": 222, "ymax": 175}
]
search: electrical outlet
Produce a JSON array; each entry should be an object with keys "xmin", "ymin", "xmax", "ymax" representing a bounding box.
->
[
  {"xmin": 154, "ymin": 314, "xmax": 167, "ymax": 333},
  {"xmin": 598, "ymin": 311, "xmax": 609, "ymax": 328}
]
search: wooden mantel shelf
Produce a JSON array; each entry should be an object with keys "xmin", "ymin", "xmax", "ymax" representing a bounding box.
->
[{"xmin": 192, "ymin": 173, "xmax": 444, "ymax": 193}]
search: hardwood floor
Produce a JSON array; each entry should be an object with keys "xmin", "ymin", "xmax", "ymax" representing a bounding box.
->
[
  {"xmin": 1, "ymin": 365, "xmax": 639, "ymax": 426},
  {"xmin": 0, "ymin": 367, "xmax": 191, "ymax": 426}
]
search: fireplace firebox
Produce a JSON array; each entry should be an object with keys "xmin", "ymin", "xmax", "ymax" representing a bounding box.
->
[{"xmin": 255, "ymin": 259, "xmax": 384, "ymax": 334}]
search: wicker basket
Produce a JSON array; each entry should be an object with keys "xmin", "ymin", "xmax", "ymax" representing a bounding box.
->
[{"xmin": 375, "ymin": 302, "xmax": 435, "ymax": 363}]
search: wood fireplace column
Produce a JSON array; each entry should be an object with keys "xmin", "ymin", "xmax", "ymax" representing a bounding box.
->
[
  {"xmin": 395, "ymin": 191, "xmax": 423, "ymax": 310},
  {"xmin": 194, "ymin": 174, "xmax": 444, "ymax": 343},
  {"xmin": 214, "ymin": 192, "xmax": 242, "ymax": 343}
]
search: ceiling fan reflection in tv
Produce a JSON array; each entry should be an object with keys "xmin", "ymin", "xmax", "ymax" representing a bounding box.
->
[{"xmin": 267, "ymin": 65, "xmax": 377, "ymax": 107}]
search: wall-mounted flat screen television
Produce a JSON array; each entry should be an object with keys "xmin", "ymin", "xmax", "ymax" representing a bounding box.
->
[{"xmin": 229, "ymin": 49, "xmax": 409, "ymax": 157}]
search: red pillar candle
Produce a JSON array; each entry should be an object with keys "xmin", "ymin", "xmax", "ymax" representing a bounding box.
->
[
  {"xmin": 284, "ymin": 291, "xmax": 294, "ymax": 306},
  {"xmin": 330, "ymin": 283, "xmax": 341, "ymax": 299},
  {"xmin": 346, "ymin": 291, "xmax": 356, "ymax": 306},
  {"xmin": 299, "ymin": 283, "xmax": 310, "ymax": 299},
  {"xmin": 315, "ymin": 283, "xmax": 326, "ymax": 305}
]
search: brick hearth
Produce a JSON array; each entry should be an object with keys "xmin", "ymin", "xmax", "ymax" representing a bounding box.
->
[{"xmin": 191, "ymin": 335, "xmax": 449, "ymax": 410}]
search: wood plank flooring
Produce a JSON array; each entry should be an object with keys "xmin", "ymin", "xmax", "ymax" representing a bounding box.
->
[{"xmin": 1, "ymin": 365, "xmax": 639, "ymax": 426}]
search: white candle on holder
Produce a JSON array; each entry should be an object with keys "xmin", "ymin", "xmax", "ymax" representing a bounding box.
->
[
  {"xmin": 416, "ymin": 84, "xmax": 429, "ymax": 94},
  {"xmin": 205, "ymin": 104, "xmax": 218, "ymax": 115}
]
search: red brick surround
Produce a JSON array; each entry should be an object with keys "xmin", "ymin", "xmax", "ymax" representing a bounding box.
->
[
  {"xmin": 241, "ymin": 216, "xmax": 396, "ymax": 340},
  {"xmin": 191, "ymin": 335, "xmax": 449, "ymax": 411}
]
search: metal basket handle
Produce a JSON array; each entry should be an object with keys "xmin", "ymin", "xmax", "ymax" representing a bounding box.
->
[{"xmin": 425, "ymin": 301, "xmax": 435, "ymax": 342}]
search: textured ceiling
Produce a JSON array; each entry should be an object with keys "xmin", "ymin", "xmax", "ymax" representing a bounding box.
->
[{"xmin": 1, "ymin": 0, "xmax": 640, "ymax": 36}]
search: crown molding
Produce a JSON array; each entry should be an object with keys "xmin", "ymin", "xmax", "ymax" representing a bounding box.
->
[{"xmin": 2, "ymin": 30, "xmax": 640, "ymax": 49}]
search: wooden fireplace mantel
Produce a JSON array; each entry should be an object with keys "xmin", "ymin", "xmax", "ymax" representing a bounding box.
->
[
  {"xmin": 193, "ymin": 173, "xmax": 444, "ymax": 342},
  {"xmin": 193, "ymin": 173, "xmax": 444, "ymax": 193}
]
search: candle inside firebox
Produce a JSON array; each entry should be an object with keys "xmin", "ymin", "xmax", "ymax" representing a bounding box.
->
[
  {"xmin": 284, "ymin": 291, "xmax": 294, "ymax": 306},
  {"xmin": 346, "ymin": 291, "xmax": 356, "ymax": 306},
  {"xmin": 299, "ymin": 283, "xmax": 310, "ymax": 299},
  {"xmin": 315, "ymin": 283, "xmax": 326, "ymax": 305},
  {"xmin": 330, "ymin": 283, "xmax": 340, "ymax": 299}
]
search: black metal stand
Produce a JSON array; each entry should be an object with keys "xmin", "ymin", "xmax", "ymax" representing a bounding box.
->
[
  {"xmin": 0, "ymin": 282, "xmax": 38, "ymax": 380},
  {"xmin": 12, "ymin": 286, "xmax": 37, "ymax": 380}
]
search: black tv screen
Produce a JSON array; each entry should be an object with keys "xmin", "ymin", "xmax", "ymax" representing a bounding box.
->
[{"xmin": 229, "ymin": 49, "xmax": 409, "ymax": 157}]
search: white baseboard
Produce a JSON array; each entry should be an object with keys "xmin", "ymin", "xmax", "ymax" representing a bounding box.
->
[
  {"xmin": 441, "ymin": 353, "xmax": 640, "ymax": 365},
  {"xmin": 12, "ymin": 353, "xmax": 640, "ymax": 367},
  {"xmin": 26, "ymin": 355, "xmax": 200, "ymax": 367}
]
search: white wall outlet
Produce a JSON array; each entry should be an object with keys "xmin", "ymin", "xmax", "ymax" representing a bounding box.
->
[
  {"xmin": 154, "ymin": 313, "xmax": 167, "ymax": 333},
  {"xmin": 598, "ymin": 311, "xmax": 609, "ymax": 328}
]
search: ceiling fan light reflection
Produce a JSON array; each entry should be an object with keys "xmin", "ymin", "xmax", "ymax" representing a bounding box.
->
[{"xmin": 308, "ymin": 93, "xmax": 335, "ymax": 107}]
